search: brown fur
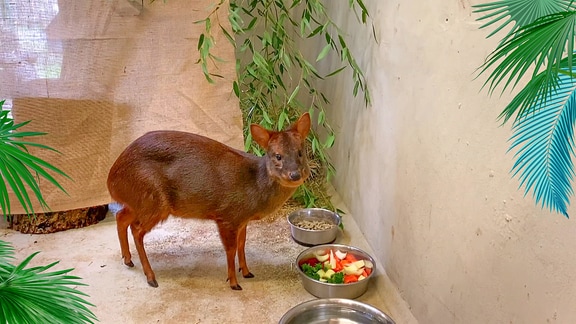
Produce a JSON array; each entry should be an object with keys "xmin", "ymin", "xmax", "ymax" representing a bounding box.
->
[{"xmin": 107, "ymin": 113, "xmax": 311, "ymax": 290}]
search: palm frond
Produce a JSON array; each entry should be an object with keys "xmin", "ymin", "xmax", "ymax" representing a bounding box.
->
[
  {"xmin": 0, "ymin": 240, "xmax": 14, "ymax": 263},
  {"xmin": 477, "ymin": 11, "xmax": 576, "ymax": 95},
  {"xmin": 0, "ymin": 240, "xmax": 97, "ymax": 324},
  {"xmin": 498, "ymin": 69, "xmax": 554, "ymax": 123},
  {"xmin": 509, "ymin": 65, "xmax": 576, "ymax": 217},
  {"xmin": 0, "ymin": 100, "xmax": 70, "ymax": 217},
  {"xmin": 473, "ymin": 0, "xmax": 576, "ymax": 42}
]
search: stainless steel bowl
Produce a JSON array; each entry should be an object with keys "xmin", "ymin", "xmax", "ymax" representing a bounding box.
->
[
  {"xmin": 279, "ymin": 298, "xmax": 396, "ymax": 324},
  {"xmin": 296, "ymin": 244, "xmax": 376, "ymax": 299},
  {"xmin": 287, "ymin": 208, "xmax": 341, "ymax": 246}
]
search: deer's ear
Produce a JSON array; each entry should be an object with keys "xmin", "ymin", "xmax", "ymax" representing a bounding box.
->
[
  {"xmin": 293, "ymin": 112, "xmax": 311, "ymax": 140},
  {"xmin": 250, "ymin": 124, "xmax": 272, "ymax": 149}
]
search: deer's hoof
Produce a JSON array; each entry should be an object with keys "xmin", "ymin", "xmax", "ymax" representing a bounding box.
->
[
  {"xmin": 148, "ymin": 279, "xmax": 159, "ymax": 288},
  {"xmin": 124, "ymin": 260, "xmax": 134, "ymax": 267},
  {"xmin": 231, "ymin": 284, "xmax": 243, "ymax": 291},
  {"xmin": 243, "ymin": 272, "xmax": 255, "ymax": 278}
]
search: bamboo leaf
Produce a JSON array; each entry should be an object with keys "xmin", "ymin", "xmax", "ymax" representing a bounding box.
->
[
  {"xmin": 247, "ymin": 17, "xmax": 258, "ymax": 31},
  {"xmin": 198, "ymin": 34, "xmax": 205, "ymax": 50},
  {"xmin": 220, "ymin": 24, "xmax": 235, "ymax": 47},
  {"xmin": 307, "ymin": 25, "xmax": 324, "ymax": 38},
  {"xmin": 233, "ymin": 81, "xmax": 240, "ymax": 97},
  {"xmin": 192, "ymin": 0, "xmax": 373, "ymax": 210},
  {"xmin": 325, "ymin": 66, "xmax": 346, "ymax": 78},
  {"xmin": 278, "ymin": 111, "xmax": 288, "ymax": 130},
  {"xmin": 288, "ymin": 85, "xmax": 300, "ymax": 104},
  {"xmin": 316, "ymin": 44, "xmax": 331, "ymax": 62},
  {"xmin": 324, "ymin": 133, "xmax": 335, "ymax": 148}
]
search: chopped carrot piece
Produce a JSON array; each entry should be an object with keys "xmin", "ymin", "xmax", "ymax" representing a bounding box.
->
[
  {"xmin": 340, "ymin": 260, "xmax": 352, "ymax": 266},
  {"xmin": 344, "ymin": 254, "xmax": 358, "ymax": 262},
  {"xmin": 333, "ymin": 260, "xmax": 343, "ymax": 272},
  {"xmin": 344, "ymin": 274, "xmax": 359, "ymax": 284}
]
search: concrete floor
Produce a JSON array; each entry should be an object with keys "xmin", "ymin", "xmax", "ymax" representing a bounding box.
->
[{"xmin": 0, "ymin": 196, "xmax": 417, "ymax": 324}]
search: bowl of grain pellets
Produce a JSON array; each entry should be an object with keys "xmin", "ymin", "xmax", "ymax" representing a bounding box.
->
[{"xmin": 287, "ymin": 208, "xmax": 341, "ymax": 246}]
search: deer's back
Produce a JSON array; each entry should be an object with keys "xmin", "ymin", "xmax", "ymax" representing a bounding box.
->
[{"xmin": 107, "ymin": 131, "xmax": 291, "ymax": 225}]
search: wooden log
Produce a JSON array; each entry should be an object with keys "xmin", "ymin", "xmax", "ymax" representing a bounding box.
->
[{"xmin": 8, "ymin": 205, "xmax": 108, "ymax": 234}]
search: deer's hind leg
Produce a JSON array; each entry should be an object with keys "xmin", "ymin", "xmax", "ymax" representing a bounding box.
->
[
  {"xmin": 130, "ymin": 217, "xmax": 162, "ymax": 288},
  {"xmin": 116, "ymin": 207, "xmax": 135, "ymax": 267}
]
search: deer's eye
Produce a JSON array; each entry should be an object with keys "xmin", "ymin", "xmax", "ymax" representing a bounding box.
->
[
  {"xmin": 298, "ymin": 150, "xmax": 302, "ymax": 157},
  {"xmin": 275, "ymin": 154, "xmax": 282, "ymax": 161}
]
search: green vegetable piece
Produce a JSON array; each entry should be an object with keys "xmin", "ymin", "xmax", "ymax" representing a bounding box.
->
[
  {"xmin": 327, "ymin": 271, "xmax": 344, "ymax": 284},
  {"xmin": 302, "ymin": 263, "xmax": 322, "ymax": 280}
]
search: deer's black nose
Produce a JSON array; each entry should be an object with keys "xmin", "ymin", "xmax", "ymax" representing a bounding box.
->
[{"xmin": 289, "ymin": 171, "xmax": 301, "ymax": 181}]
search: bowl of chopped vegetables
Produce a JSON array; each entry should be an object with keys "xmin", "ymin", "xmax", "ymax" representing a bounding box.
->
[
  {"xmin": 287, "ymin": 208, "xmax": 341, "ymax": 246},
  {"xmin": 296, "ymin": 244, "xmax": 376, "ymax": 299}
]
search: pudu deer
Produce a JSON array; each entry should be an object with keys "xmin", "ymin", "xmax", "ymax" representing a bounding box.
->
[{"xmin": 107, "ymin": 113, "xmax": 311, "ymax": 290}]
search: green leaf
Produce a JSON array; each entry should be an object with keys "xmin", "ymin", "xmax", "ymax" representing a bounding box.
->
[
  {"xmin": 355, "ymin": 0, "xmax": 369, "ymax": 19},
  {"xmin": 191, "ymin": 0, "xmax": 373, "ymax": 210},
  {"xmin": 198, "ymin": 33, "xmax": 205, "ymax": 50},
  {"xmin": 316, "ymin": 44, "xmax": 331, "ymax": 62},
  {"xmin": 252, "ymin": 52, "xmax": 269, "ymax": 72},
  {"xmin": 220, "ymin": 24, "xmax": 235, "ymax": 47},
  {"xmin": 0, "ymin": 103, "xmax": 69, "ymax": 216},
  {"xmin": 290, "ymin": 0, "xmax": 302, "ymax": 9},
  {"xmin": 473, "ymin": 0, "xmax": 576, "ymax": 42},
  {"xmin": 278, "ymin": 111, "xmax": 288, "ymax": 130},
  {"xmin": 0, "ymin": 240, "xmax": 14, "ymax": 262},
  {"xmin": 233, "ymin": 81, "xmax": 240, "ymax": 97},
  {"xmin": 325, "ymin": 66, "xmax": 346, "ymax": 78},
  {"xmin": 0, "ymin": 154, "xmax": 31, "ymax": 215},
  {"xmin": 307, "ymin": 25, "xmax": 324, "ymax": 38},
  {"xmin": 311, "ymin": 137, "xmax": 319, "ymax": 154},
  {"xmin": 244, "ymin": 132, "xmax": 253, "ymax": 152},
  {"xmin": 324, "ymin": 133, "xmax": 335, "ymax": 148},
  {"xmin": 338, "ymin": 34, "xmax": 347, "ymax": 49},
  {"xmin": 247, "ymin": 17, "xmax": 258, "ymax": 31},
  {"xmin": 478, "ymin": 12, "xmax": 576, "ymax": 97},
  {"xmin": 0, "ymin": 240, "xmax": 98, "ymax": 323},
  {"xmin": 262, "ymin": 109, "xmax": 273, "ymax": 124},
  {"xmin": 4, "ymin": 144, "xmax": 68, "ymax": 181},
  {"xmin": 288, "ymin": 85, "xmax": 300, "ymax": 104},
  {"xmin": 474, "ymin": 7, "xmax": 576, "ymax": 124}
]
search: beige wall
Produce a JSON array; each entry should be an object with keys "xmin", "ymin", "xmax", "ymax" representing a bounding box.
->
[{"xmin": 312, "ymin": 1, "xmax": 576, "ymax": 323}]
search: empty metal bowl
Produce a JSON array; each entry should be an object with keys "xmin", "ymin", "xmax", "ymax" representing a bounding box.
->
[
  {"xmin": 279, "ymin": 298, "xmax": 396, "ymax": 324},
  {"xmin": 296, "ymin": 244, "xmax": 376, "ymax": 299},
  {"xmin": 287, "ymin": 208, "xmax": 341, "ymax": 246}
]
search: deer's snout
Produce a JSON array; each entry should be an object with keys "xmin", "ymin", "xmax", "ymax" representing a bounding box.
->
[{"xmin": 289, "ymin": 171, "xmax": 302, "ymax": 181}]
